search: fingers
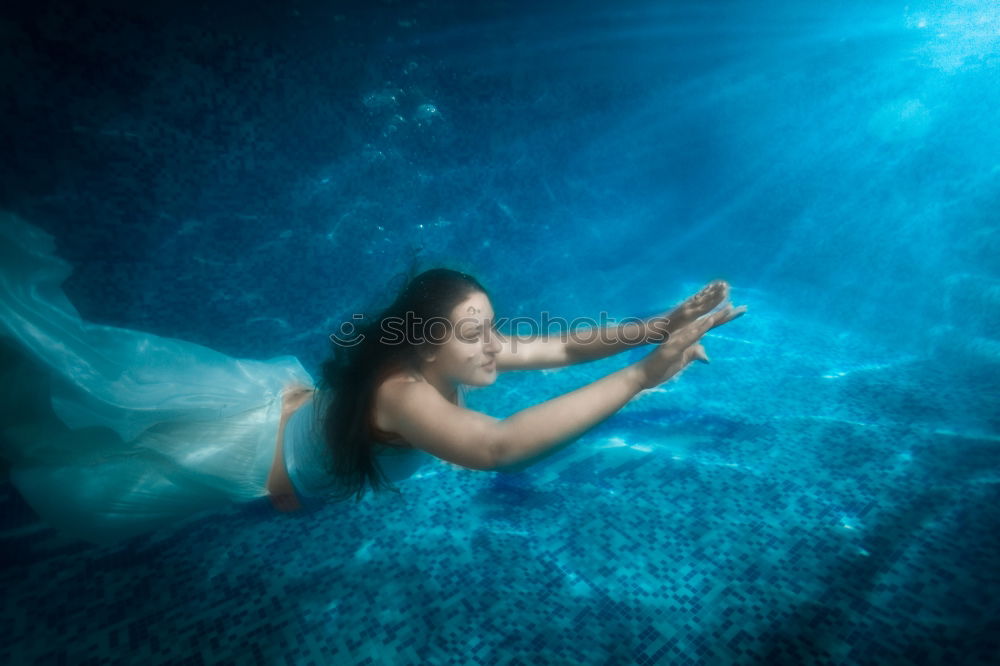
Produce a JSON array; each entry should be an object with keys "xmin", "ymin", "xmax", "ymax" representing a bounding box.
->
[
  {"xmin": 692, "ymin": 302, "xmax": 733, "ymax": 337},
  {"xmin": 665, "ymin": 301, "xmax": 747, "ymax": 349},
  {"xmin": 671, "ymin": 343, "xmax": 709, "ymax": 383},
  {"xmin": 668, "ymin": 280, "xmax": 730, "ymax": 327},
  {"xmin": 691, "ymin": 344, "xmax": 709, "ymax": 364},
  {"xmin": 702, "ymin": 302, "xmax": 747, "ymax": 332}
]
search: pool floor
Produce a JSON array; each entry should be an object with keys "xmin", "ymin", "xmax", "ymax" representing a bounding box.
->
[{"xmin": 1, "ymin": 325, "xmax": 997, "ymax": 665}]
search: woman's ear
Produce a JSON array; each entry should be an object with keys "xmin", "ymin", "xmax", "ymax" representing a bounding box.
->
[{"xmin": 416, "ymin": 344, "xmax": 436, "ymax": 363}]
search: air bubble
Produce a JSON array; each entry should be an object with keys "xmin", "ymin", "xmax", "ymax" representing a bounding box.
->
[
  {"xmin": 414, "ymin": 103, "xmax": 440, "ymax": 122},
  {"xmin": 362, "ymin": 89, "xmax": 401, "ymax": 110}
]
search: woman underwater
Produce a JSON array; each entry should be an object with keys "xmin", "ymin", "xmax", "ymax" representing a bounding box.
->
[{"xmin": 0, "ymin": 213, "xmax": 746, "ymax": 544}]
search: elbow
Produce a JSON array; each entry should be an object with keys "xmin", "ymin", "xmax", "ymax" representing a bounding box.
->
[
  {"xmin": 485, "ymin": 420, "xmax": 526, "ymax": 471},
  {"xmin": 483, "ymin": 422, "xmax": 510, "ymax": 471}
]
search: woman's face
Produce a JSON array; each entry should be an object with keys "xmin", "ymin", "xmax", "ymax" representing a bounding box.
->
[{"xmin": 420, "ymin": 290, "xmax": 501, "ymax": 388}]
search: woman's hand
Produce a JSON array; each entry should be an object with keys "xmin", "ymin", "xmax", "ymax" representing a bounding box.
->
[
  {"xmin": 634, "ymin": 300, "xmax": 747, "ymax": 390},
  {"xmin": 266, "ymin": 384, "xmax": 313, "ymax": 513},
  {"xmin": 280, "ymin": 384, "xmax": 315, "ymax": 418},
  {"xmin": 644, "ymin": 279, "xmax": 731, "ymax": 343}
]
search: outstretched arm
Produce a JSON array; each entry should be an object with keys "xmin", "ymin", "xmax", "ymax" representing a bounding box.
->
[
  {"xmin": 494, "ymin": 280, "xmax": 730, "ymax": 371},
  {"xmin": 378, "ymin": 296, "xmax": 745, "ymax": 472}
]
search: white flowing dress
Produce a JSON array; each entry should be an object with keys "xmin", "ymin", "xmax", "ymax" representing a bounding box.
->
[{"xmin": 0, "ymin": 212, "xmax": 319, "ymax": 545}]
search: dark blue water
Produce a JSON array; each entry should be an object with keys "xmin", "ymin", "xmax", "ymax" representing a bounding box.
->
[{"xmin": 2, "ymin": 0, "xmax": 998, "ymax": 664}]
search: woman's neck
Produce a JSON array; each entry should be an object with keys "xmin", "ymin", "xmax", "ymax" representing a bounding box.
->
[{"xmin": 412, "ymin": 367, "xmax": 458, "ymax": 403}]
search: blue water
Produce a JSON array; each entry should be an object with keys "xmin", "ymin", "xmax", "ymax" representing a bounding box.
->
[{"xmin": 2, "ymin": 0, "xmax": 998, "ymax": 663}]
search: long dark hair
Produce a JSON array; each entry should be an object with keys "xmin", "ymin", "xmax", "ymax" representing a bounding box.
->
[{"xmin": 315, "ymin": 268, "xmax": 489, "ymax": 503}]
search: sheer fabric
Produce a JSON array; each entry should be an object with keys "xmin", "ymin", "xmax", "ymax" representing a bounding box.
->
[{"xmin": 1, "ymin": 214, "xmax": 312, "ymax": 544}]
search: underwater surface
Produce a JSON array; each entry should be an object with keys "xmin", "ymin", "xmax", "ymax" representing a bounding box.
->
[{"xmin": 1, "ymin": 0, "xmax": 998, "ymax": 663}]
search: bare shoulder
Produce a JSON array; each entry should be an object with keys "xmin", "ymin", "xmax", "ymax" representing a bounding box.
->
[
  {"xmin": 373, "ymin": 374, "xmax": 499, "ymax": 471},
  {"xmin": 372, "ymin": 371, "xmax": 424, "ymax": 435}
]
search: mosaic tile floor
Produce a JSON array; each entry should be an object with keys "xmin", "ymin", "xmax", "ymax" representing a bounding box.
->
[{"xmin": 2, "ymin": 317, "xmax": 998, "ymax": 665}]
